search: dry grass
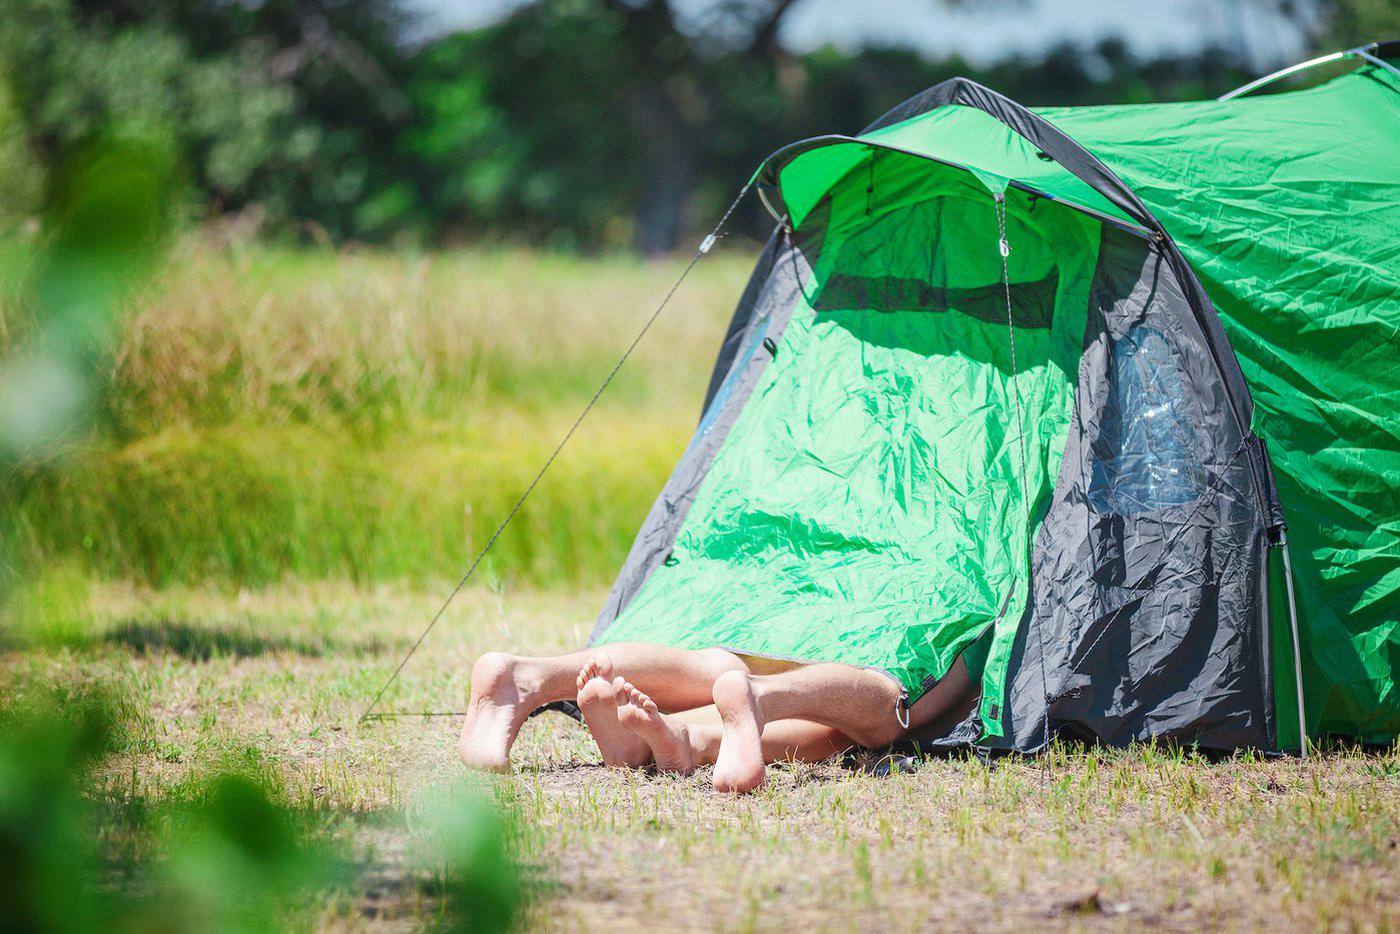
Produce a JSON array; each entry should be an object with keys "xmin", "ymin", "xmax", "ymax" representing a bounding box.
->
[
  {"xmin": 5, "ymin": 581, "xmax": 1396, "ymax": 931},
  {"xmin": 7, "ymin": 407, "xmax": 691, "ymax": 586},
  {"xmin": 102, "ymin": 242, "xmax": 751, "ymax": 435}
]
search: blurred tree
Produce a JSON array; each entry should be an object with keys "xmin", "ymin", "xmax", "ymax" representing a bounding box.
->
[
  {"xmin": 1262, "ymin": 0, "xmax": 1399, "ymax": 50},
  {"xmin": 0, "ymin": 0, "xmax": 418, "ymax": 240},
  {"xmin": 0, "ymin": 1, "xmax": 289, "ymax": 228},
  {"xmin": 604, "ymin": 0, "xmax": 800, "ymax": 255},
  {"xmin": 1, "ymin": 0, "xmax": 1367, "ymax": 252},
  {"xmin": 403, "ymin": 2, "xmax": 1265, "ymax": 253},
  {"xmin": 407, "ymin": 0, "xmax": 803, "ymax": 254},
  {"xmin": 400, "ymin": 8, "xmax": 630, "ymax": 248},
  {"xmin": 0, "ymin": 81, "xmax": 43, "ymax": 227}
]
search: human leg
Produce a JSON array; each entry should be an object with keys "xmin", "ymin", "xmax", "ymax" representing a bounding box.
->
[
  {"xmin": 710, "ymin": 656, "xmax": 974, "ymax": 792},
  {"xmin": 457, "ymin": 642, "xmax": 746, "ymax": 771},
  {"xmin": 682, "ymin": 716, "xmax": 852, "ymax": 767}
]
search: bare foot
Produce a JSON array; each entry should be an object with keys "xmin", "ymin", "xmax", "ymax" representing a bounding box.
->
[
  {"xmin": 711, "ymin": 670, "xmax": 766, "ymax": 793},
  {"xmin": 576, "ymin": 670, "xmax": 650, "ymax": 768},
  {"xmin": 458, "ymin": 652, "xmax": 541, "ymax": 772},
  {"xmin": 573, "ymin": 653, "xmax": 615, "ymax": 691},
  {"xmin": 617, "ymin": 681, "xmax": 694, "ymax": 774}
]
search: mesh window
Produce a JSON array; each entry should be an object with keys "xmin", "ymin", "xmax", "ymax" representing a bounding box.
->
[
  {"xmin": 799, "ymin": 196, "xmax": 1060, "ymax": 328},
  {"xmin": 1088, "ymin": 324, "xmax": 1207, "ymax": 514}
]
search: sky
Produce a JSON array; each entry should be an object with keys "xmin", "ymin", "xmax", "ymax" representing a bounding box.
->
[{"xmin": 402, "ymin": 0, "xmax": 1307, "ymax": 68}]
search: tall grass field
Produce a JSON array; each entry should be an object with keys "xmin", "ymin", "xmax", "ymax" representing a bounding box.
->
[{"xmin": 4, "ymin": 243, "xmax": 752, "ymax": 590}]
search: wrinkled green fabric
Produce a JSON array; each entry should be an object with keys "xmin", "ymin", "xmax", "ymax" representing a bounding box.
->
[
  {"xmin": 1037, "ymin": 65, "xmax": 1400, "ymax": 743},
  {"xmin": 599, "ymin": 162, "xmax": 1097, "ymax": 698}
]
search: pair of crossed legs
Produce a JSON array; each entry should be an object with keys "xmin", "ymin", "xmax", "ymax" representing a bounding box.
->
[{"xmin": 458, "ymin": 642, "xmax": 974, "ymax": 792}]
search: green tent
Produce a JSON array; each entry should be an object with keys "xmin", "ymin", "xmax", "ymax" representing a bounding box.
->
[{"xmin": 592, "ymin": 46, "xmax": 1400, "ymax": 753}]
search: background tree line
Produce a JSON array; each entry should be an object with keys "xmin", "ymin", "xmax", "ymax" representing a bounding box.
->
[{"xmin": 0, "ymin": 0, "xmax": 1393, "ymax": 254}]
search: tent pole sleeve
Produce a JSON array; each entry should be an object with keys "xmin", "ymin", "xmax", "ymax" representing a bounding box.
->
[{"xmin": 1280, "ymin": 532, "xmax": 1308, "ymax": 757}]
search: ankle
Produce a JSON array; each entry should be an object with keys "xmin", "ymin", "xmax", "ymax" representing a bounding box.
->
[
  {"xmin": 711, "ymin": 669, "xmax": 751, "ymax": 706},
  {"xmin": 715, "ymin": 670, "xmax": 771, "ymax": 725},
  {"xmin": 471, "ymin": 652, "xmax": 517, "ymax": 695}
]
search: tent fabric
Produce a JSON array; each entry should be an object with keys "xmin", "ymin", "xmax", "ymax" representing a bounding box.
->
[
  {"xmin": 764, "ymin": 107, "xmax": 1132, "ymax": 230},
  {"xmin": 593, "ymin": 232, "xmax": 810, "ymax": 633},
  {"xmin": 1037, "ymin": 68, "xmax": 1400, "ymax": 743},
  {"xmin": 592, "ymin": 57, "xmax": 1400, "ymax": 752},
  {"xmin": 598, "ymin": 160, "xmax": 1099, "ymax": 699}
]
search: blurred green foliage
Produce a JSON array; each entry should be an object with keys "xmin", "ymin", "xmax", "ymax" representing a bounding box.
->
[
  {"xmin": 1311, "ymin": 0, "xmax": 1400, "ymax": 49},
  {"xmin": 0, "ymin": 0, "xmax": 410, "ymax": 242},
  {"xmin": 4, "ymin": 0, "xmax": 1388, "ymax": 252},
  {"xmin": 0, "ymin": 131, "xmax": 178, "ymax": 602},
  {"xmin": 417, "ymin": 786, "xmax": 523, "ymax": 933},
  {"xmin": 0, "ymin": 135, "xmax": 176, "ymax": 461},
  {"xmin": 0, "ymin": 690, "xmax": 117, "ymax": 933},
  {"xmin": 0, "ymin": 683, "xmax": 521, "ymax": 932},
  {"xmin": 146, "ymin": 772, "xmax": 343, "ymax": 933}
]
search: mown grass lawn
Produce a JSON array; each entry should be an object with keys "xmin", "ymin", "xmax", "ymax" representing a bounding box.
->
[{"xmin": 7, "ymin": 580, "xmax": 1396, "ymax": 931}]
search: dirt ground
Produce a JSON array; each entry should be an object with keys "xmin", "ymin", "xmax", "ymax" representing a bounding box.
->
[{"xmin": 10, "ymin": 581, "xmax": 1398, "ymax": 931}]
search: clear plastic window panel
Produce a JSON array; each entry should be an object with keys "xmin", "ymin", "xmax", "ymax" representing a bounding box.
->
[{"xmin": 1089, "ymin": 324, "xmax": 1207, "ymax": 515}]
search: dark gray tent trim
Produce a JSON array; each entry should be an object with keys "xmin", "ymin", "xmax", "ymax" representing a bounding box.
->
[{"xmin": 591, "ymin": 233, "xmax": 811, "ymax": 641}]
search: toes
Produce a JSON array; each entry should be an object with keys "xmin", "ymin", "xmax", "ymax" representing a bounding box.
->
[
  {"xmin": 577, "ymin": 660, "xmax": 601, "ymax": 691},
  {"xmin": 642, "ymin": 697, "xmax": 658, "ymax": 715}
]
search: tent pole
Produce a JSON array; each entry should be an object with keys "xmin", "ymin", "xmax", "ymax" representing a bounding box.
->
[
  {"xmin": 1279, "ymin": 533, "xmax": 1309, "ymax": 757},
  {"xmin": 1217, "ymin": 43, "xmax": 1400, "ymax": 101},
  {"xmin": 1354, "ymin": 48, "xmax": 1400, "ymax": 79}
]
